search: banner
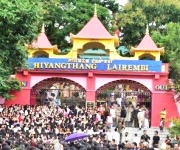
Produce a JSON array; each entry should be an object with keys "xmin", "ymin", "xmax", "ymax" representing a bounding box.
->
[{"xmin": 27, "ymin": 58, "xmax": 162, "ymax": 72}]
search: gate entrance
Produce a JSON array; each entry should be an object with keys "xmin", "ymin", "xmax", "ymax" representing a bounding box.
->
[
  {"xmin": 30, "ymin": 77, "xmax": 86, "ymax": 107},
  {"xmin": 96, "ymin": 80, "xmax": 151, "ymax": 127}
]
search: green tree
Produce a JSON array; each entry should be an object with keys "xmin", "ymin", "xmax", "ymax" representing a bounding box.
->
[
  {"xmin": 0, "ymin": 65, "xmax": 21, "ymax": 99},
  {"xmin": 0, "ymin": 0, "xmax": 44, "ymax": 99},
  {"xmin": 117, "ymin": 0, "xmax": 180, "ymax": 47},
  {"xmin": 42, "ymin": 0, "xmax": 120, "ymax": 49},
  {"xmin": 169, "ymin": 118, "xmax": 180, "ymax": 137},
  {"xmin": 151, "ymin": 23, "xmax": 180, "ymax": 89},
  {"xmin": 117, "ymin": 6, "xmax": 147, "ymax": 47}
]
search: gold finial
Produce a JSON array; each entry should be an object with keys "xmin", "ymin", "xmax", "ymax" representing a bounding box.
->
[
  {"xmin": 41, "ymin": 23, "xmax": 45, "ymax": 33},
  {"xmin": 94, "ymin": 4, "xmax": 97, "ymax": 17},
  {"xmin": 146, "ymin": 24, "xmax": 149, "ymax": 34}
]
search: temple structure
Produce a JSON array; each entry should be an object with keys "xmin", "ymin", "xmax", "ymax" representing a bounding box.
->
[{"xmin": 6, "ymin": 7, "xmax": 179, "ymax": 127}]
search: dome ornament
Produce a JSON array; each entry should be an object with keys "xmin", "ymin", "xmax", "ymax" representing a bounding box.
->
[
  {"xmin": 146, "ymin": 24, "xmax": 149, "ymax": 34},
  {"xmin": 41, "ymin": 23, "xmax": 45, "ymax": 33},
  {"xmin": 94, "ymin": 3, "xmax": 97, "ymax": 17}
]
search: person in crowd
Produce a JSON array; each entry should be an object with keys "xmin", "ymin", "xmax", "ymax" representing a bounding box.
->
[
  {"xmin": 117, "ymin": 121, "xmax": 125, "ymax": 143},
  {"xmin": 115, "ymin": 104, "xmax": 121, "ymax": 125},
  {"xmin": 132, "ymin": 142, "xmax": 139, "ymax": 150},
  {"xmin": 125, "ymin": 105, "xmax": 133, "ymax": 126},
  {"xmin": 110, "ymin": 105, "xmax": 116, "ymax": 127},
  {"xmin": 152, "ymin": 130, "xmax": 160, "ymax": 148},
  {"xmin": 160, "ymin": 108, "xmax": 167, "ymax": 120},
  {"xmin": 98, "ymin": 104, "xmax": 105, "ymax": 120},
  {"xmin": 120, "ymin": 106, "xmax": 126, "ymax": 124},
  {"xmin": 171, "ymin": 135, "xmax": 180, "ymax": 148},
  {"xmin": 106, "ymin": 113, "xmax": 113, "ymax": 129},
  {"xmin": 110, "ymin": 92, "xmax": 115, "ymax": 105},
  {"xmin": 137, "ymin": 108, "xmax": 145, "ymax": 130},
  {"xmin": 0, "ymin": 103, "xmax": 177, "ymax": 150},
  {"xmin": 173, "ymin": 143, "xmax": 179, "ymax": 150},
  {"xmin": 159, "ymin": 118, "xmax": 165, "ymax": 132},
  {"xmin": 119, "ymin": 132, "xmax": 130, "ymax": 149},
  {"xmin": 165, "ymin": 135, "xmax": 171, "ymax": 145},
  {"xmin": 116, "ymin": 93, "xmax": 122, "ymax": 107},
  {"xmin": 144, "ymin": 106, "xmax": 150, "ymax": 128},
  {"xmin": 131, "ymin": 105, "xmax": 139, "ymax": 128},
  {"xmin": 140, "ymin": 130, "xmax": 150, "ymax": 143}
]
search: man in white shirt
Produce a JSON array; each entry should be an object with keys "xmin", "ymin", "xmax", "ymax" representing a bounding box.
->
[
  {"xmin": 121, "ymin": 132, "xmax": 130, "ymax": 144},
  {"xmin": 106, "ymin": 128, "xmax": 113, "ymax": 141},
  {"xmin": 137, "ymin": 109, "xmax": 145, "ymax": 130},
  {"xmin": 119, "ymin": 132, "xmax": 130, "ymax": 149}
]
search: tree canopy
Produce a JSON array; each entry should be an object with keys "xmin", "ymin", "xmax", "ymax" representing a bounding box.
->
[
  {"xmin": 42, "ymin": 0, "xmax": 119, "ymax": 49},
  {"xmin": 151, "ymin": 22, "xmax": 180, "ymax": 89},
  {"xmin": 117, "ymin": 0, "xmax": 180, "ymax": 47},
  {"xmin": 169, "ymin": 118, "xmax": 180, "ymax": 137},
  {"xmin": 0, "ymin": 0, "xmax": 44, "ymax": 99}
]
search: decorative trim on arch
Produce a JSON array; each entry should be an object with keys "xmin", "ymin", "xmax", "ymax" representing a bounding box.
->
[
  {"xmin": 31, "ymin": 77, "xmax": 86, "ymax": 91},
  {"xmin": 96, "ymin": 79, "xmax": 151, "ymax": 93},
  {"xmin": 95, "ymin": 77, "xmax": 152, "ymax": 91}
]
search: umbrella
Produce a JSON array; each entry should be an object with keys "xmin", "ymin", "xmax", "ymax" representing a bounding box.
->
[{"xmin": 65, "ymin": 132, "xmax": 89, "ymax": 142}]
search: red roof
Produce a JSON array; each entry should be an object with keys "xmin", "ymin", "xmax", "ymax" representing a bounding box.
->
[
  {"xmin": 137, "ymin": 33, "xmax": 158, "ymax": 50},
  {"xmin": 75, "ymin": 16, "xmax": 113, "ymax": 39},
  {"xmin": 30, "ymin": 32, "xmax": 53, "ymax": 49}
]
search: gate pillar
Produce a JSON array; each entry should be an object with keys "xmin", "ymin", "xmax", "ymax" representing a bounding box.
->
[
  {"xmin": 5, "ymin": 71, "xmax": 31, "ymax": 106},
  {"xmin": 5, "ymin": 89, "xmax": 31, "ymax": 106},
  {"xmin": 151, "ymin": 92, "xmax": 179, "ymax": 127},
  {"xmin": 86, "ymin": 72, "xmax": 96, "ymax": 102}
]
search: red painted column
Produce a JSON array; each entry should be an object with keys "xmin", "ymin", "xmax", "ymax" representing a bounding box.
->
[
  {"xmin": 151, "ymin": 92, "xmax": 179, "ymax": 127},
  {"xmin": 86, "ymin": 72, "xmax": 96, "ymax": 102},
  {"xmin": 5, "ymin": 70, "xmax": 31, "ymax": 105}
]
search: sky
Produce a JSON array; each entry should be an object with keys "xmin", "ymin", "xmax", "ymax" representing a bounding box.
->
[{"xmin": 116, "ymin": 0, "xmax": 128, "ymax": 6}]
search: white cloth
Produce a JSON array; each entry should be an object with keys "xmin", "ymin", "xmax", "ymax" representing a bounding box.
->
[
  {"xmin": 107, "ymin": 116, "xmax": 113, "ymax": 124},
  {"xmin": 144, "ymin": 118, "xmax": 149, "ymax": 128},
  {"xmin": 96, "ymin": 113, "xmax": 101, "ymax": 121},
  {"xmin": 0, "ymin": 108, "xmax": 3, "ymax": 113},
  {"xmin": 54, "ymin": 140, "xmax": 63, "ymax": 150},
  {"xmin": 116, "ymin": 98, "xmax": 122, "ymax": 107},
  {"xmin": 122, "ymin": 135, "xmax": 130, "ymax": 143},
  {"xmin": 137, "ymin": 111, "xmax": 145, "ymax": 128},
  {"xmin": 110, "ymin": 108, "xmax": 116, "ymax": 118},
  {"xmin": 106, "ymin": 131, "xmax": 113, "ymax": 141},
  {"xmin": 0, "ymin": 117, "xmax": 3, "ymax": 124},
  {"xmin": 169, "ymin": 121, "xmax": 174, "ymax": 127},
  {"xmin": 137, "ymin": 111, "xmax": 145, "ymax": 120},
  {"xmin": 133, "ymin": 137, "xmax": 140, "ymax": 146}
]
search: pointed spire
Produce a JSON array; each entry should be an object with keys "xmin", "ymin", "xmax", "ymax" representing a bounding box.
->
[
  {"xmin": 146, "ymin": 24, "xmax": 149, "ymax": 34},
  {"xmin": 94, "ymin": 4, "xmax": 97, "ymax": 17},
  {"xmin": 41, "ymin": 23, "xmax": 45, "ymax": 33}
]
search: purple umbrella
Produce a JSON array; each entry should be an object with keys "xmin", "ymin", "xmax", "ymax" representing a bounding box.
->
[
  {"xmin": 65, "ymin": 132, "xmax": 89, "ymax": 142},
  {"xmin": 13, "ymin": 122, "xmax": 20, "ymax": 126}
]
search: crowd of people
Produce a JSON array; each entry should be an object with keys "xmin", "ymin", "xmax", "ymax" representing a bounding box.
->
[{"xmin": 0, "ymin": 102, "xmax": 179, "ymax": 150}]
